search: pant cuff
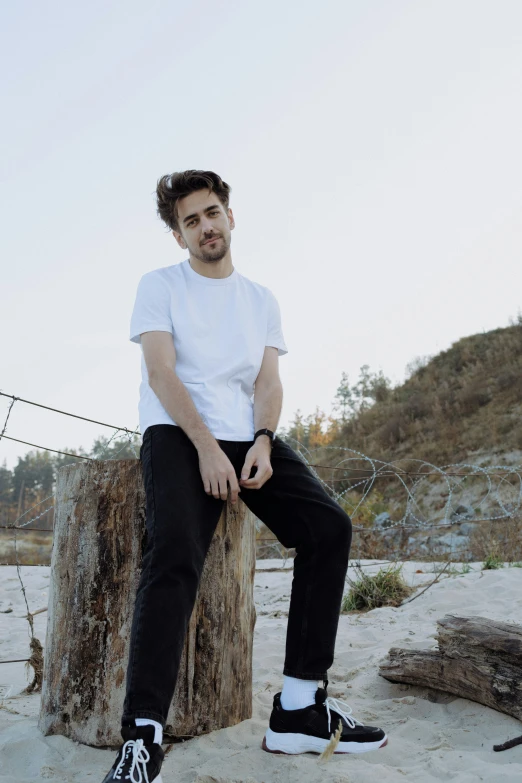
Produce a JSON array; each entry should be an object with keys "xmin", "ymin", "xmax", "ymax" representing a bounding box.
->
[{"xmin": 283, "ymin": 667, "xmax": 327, "ymax": 680}]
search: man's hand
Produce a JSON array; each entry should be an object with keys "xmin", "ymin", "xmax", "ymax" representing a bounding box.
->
[
  {"xmin": 238, "ymin": 439, "xmax": 273, "ymax": 490},
  {"xmin": 198, "ymin": 443, "xmax": 241, "ymax": 504}
]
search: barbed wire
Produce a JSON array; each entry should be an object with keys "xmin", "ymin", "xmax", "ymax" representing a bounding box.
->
[
  {"xmin": 0, "ymin": 395, "xmax": 141, "ymax": 686},
  {"xmin": 0, "ymin": 391, "xmax": 139, "ymax": 435},
  {"xmin": 0, "ymin": 435, "xmax": 94, "ymax": 460},
  {"xmin": 0, "ymin": 391, "xmax": 140, "ymax": 470},
  {"xmin": 279, "ymin": 437, "xmax": 522, "ymax": 529},
  {"xmin": 0, "ymin": 396, "xmax": 16, "ymax": 441}
]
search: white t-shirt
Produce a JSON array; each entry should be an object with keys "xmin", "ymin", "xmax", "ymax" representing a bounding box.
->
[{"xmin": 129, "ymin": 258, "xmax": 288, "ymax": 440}]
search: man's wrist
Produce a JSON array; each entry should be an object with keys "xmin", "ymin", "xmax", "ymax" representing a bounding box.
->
[
  {"xmin": 256, "ymin": 433, "xmax": 272, "ymax": 446},
  {"xmin": 254, "ymin": 428, "xmax": 274, "ymax": 449}
]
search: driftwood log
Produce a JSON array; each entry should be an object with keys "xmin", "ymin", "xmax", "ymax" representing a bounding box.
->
[
  {"xmin": 379, "ymin": 614, "xmax": 522, "ymax": 720},
  {"xmin": 38, "ymin": 459, "xmax": 256, "ymax": 747}
]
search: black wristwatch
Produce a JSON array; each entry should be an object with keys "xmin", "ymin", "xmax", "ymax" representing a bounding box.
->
[{"xmin": 254, "ymin": 428, "xmax": 275, "ymax": 446}]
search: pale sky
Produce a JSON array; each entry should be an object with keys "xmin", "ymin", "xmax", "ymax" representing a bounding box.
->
[{"xmin": 2, "ymin": 0, "xmax": 522, "ymax": 469}]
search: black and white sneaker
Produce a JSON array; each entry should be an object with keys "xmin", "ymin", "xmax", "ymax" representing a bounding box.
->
[
  {"xmin": 101, "ymin": 721, "xmax": 165, "ymax": 782},
  {"xmin": 262, "ymin": 684, "xmax": 388, "ymax": 755}
]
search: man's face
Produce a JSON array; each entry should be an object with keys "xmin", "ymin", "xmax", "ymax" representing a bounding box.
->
[{"xmin": 173, "ymin": 189, "xmax": 234, "ymax": 263}]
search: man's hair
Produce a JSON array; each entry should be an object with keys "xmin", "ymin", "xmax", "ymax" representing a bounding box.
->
[{"xmin": 156, "ymin": 169, "xmax": 231, "ymax": 232}]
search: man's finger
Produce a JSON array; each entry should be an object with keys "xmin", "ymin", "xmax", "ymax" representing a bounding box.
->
[
  {"xmin": 241, "ymin": 460, "xmax": 255, "ymax": 480},
  {"xmin": 240, "ymin": 466, "xmax": 269, "ymax": 488},
  {"xmin": 228, "ymin": 472, "xmax": 240, "ymax": 503}
]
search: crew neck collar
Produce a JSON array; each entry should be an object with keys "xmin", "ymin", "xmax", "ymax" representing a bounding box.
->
[{"xmin": 183, "ymin": 258, "xmax": 237, "ymax": 286}]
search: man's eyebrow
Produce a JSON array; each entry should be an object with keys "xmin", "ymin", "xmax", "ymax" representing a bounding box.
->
[{"xmin": 182, "ymin": 204, "xmax": 221, "ymax": 225}]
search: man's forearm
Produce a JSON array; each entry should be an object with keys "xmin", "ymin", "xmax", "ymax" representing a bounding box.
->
[
  {"xmin": 253, "ymin": 381, "xmax": 284, "ymax": 443},
  {"xmin": 149, "ymin": 367, "xmax": 217, "ymax": 452}
]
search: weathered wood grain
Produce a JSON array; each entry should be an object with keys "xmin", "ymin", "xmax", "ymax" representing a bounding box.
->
[
  {"xmin": 379, "ymin": 614, "xmax": 522, "ymax": 720},
  {"xmin": 38, "ymin": 459, "xmax": 256, "ymax": 747}
]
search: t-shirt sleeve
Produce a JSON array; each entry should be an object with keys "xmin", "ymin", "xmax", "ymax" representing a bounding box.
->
[
  {"xmin": 129, "ymin": 272, "xmax": 173, "ymax": 344},
  {"xmin": 265, "ymin": 289, "xmax": 288, "ymax": 357}
]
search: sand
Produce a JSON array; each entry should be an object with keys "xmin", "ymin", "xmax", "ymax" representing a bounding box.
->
[{"xmin": 1, "ymin": 558, "xmax": 521, "ymax": 782}]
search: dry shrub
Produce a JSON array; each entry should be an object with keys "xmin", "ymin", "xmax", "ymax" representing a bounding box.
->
[
  {"xmin": 457, "ymin": 382, "xmax": 493, "ymax": 415},
  {"xmin": 376, "ymin": 415, "xmax": 406, "ymax": 448},
  {"xmin": 402, "ymin": 393, "xmax": 431, "ymax": 421},
  {"xmin": 341, "ymin": 562, "xmax": 413, "ymax": 612},
  {"xmin": 497, "ymin": 368, "xmax": 519, "ymax": 391},
  {"xmin": 469, "ymin": 517, "xmax": 522, "ymax": 563},
  {"xmin": 350, "ymin": 527, "xmax": 408, "ymax": 561},
  {"xmin": 0, "ymin": 530, "xmax": 53, "ymax": 565}
]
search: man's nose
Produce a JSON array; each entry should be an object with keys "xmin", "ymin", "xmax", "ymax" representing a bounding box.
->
[{"xmin": 201, "ymin": 217, "xmax": 214, "ymax": 234}]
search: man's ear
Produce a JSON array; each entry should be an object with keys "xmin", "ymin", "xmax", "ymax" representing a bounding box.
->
[
  {"xmin": 228, "ymin": 208, "xmax": 235, "ymax": 230},
  {"xmin": 172, "ymin": 229, "xmax": 187, "ymax": 249}
]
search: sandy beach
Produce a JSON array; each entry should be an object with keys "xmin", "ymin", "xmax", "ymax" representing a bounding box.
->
[{"xmin": 1, "ymin": 558, "xmax": 521, "ymax": 782}]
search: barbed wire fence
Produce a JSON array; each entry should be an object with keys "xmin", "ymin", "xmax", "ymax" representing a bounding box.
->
[
  {"xmin": 258, "ymin": 435, "xmax": 522, "ymax": 566},
  {"xmin": 0, "ymin": 392, "xmax": 141, "ymax": 690},
  {"xmin": 1, "ymin": 389, "xmax": 521, "ymax": 690}
]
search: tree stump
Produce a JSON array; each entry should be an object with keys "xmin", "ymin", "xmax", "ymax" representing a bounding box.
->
[
  {"xmin": 379, "ymin": 614, "xmax": 522, "ymax": 720},
  {"xmin": 38, "ymin": 459, "xmax": 256, "ymax": 747}
]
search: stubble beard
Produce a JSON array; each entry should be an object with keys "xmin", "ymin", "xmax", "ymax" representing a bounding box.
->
[{"xmin": 190, "ymin": 233, "xmax": 231, "ymax": 264}]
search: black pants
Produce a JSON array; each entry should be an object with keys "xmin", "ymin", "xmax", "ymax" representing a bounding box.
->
[{"xmin": 122, "ymin": 424, "xmax": 352, "ymax": 727}]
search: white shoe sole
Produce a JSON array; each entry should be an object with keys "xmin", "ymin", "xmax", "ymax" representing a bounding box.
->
[{"xmin": 262, "ymin": 727, "xmax": 388, "ymax": 754}]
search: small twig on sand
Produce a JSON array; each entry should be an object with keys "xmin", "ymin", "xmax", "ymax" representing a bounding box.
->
[{"xmin": 401, "ymin": 561, "xmax": 451, "ymax": 605}]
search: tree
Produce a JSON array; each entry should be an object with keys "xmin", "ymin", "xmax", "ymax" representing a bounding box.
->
[
  {"xmin": 405, "ymin": 355, "xmax": 432, "ymax": 380},
  {"xmin": 52, "ymin": 448, "xmax": 89, "ymax": 474},
  {"xmin": 90, "ymin": 434, "xmax": 141, "ymax": 460},
  {"xmin": 332, "ymin": 366, "xmax": 392, "ymax": 422},
  {"xmin": 280, "ymin": 409, "xmax": 307, "ymax": 451},
  {"xmin": 332, "ymin": 371, "xmax": 354, "ymax": 423},
  {"xmin": 0, "ymin": 459, "xmax": 12, "ymax": 502},
  {"xmin": 13, "ymin": 452, "xmax": 54, "ymax": 499},
  {"xmin": 303, "ymin": 407, "xmax": 330, "ymax": 448}
]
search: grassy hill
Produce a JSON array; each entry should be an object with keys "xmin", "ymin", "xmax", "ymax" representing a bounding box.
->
[
  {"xmin": 311, "ymin": 321, "xmax": 522, "ymax": 469},
  {"xmin": 276, "ymin": 322, "xmax": 522, "ymax": 561}
]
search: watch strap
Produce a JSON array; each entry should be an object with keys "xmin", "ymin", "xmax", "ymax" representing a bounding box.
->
[{"xmin": 254, "ymin": 428, "xmax": 275, "ymax": 444}]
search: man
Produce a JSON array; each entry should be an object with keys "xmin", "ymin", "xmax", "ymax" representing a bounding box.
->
[{"xmin": 102, "ymin": 170, "xmax": 387, "ymax": 783}]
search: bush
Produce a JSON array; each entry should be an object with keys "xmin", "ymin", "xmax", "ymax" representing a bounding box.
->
[
  {"xmin": 456, "ymin": 381, "xmax": 492, "ymax": 415},
  {"xmin": 376, "ymin": 415, "xmax": 406, "ymax": 448},
  {"xmin": 470, "ymin": 519, "xmax": 522, "ymax": 564},
  {"xmin": 482, "ymin": 553, "xmax": 504, "ymax": 570},
  {"xmin": 341, "ymin": 563, "xmax": 413, "ymax": 612}
]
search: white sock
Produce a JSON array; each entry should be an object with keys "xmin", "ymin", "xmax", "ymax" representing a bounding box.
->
[
  {"xmin": 280, "ymin": 675, "xmax": 320, "ymax": 710},
  {"xmin": 135, "ymin": 718, "xmax": 163, "ymax": 744}
]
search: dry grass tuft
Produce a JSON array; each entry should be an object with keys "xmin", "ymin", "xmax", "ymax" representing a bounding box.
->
[{"xmin": 342, "ymin": 562, "xmax": 413, "ymax": 612}]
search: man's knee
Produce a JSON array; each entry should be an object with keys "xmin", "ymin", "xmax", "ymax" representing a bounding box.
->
[{"xmin": 321, "ymin": 506, "xmax": 352, "ymax": 552}]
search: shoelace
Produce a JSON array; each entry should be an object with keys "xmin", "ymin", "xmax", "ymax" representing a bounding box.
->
[
  {"xmin": 323, "ymin": 696, "xmax": 365, "ymax": 734},
  {"xmin": 114, "ymin": 738, "xmax": 151, "ymax": 783}
]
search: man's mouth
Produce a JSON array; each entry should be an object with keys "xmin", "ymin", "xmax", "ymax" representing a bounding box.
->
[{"xmin": 203, "ymin": 236, "xmax": 220, "ymax": 245}]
